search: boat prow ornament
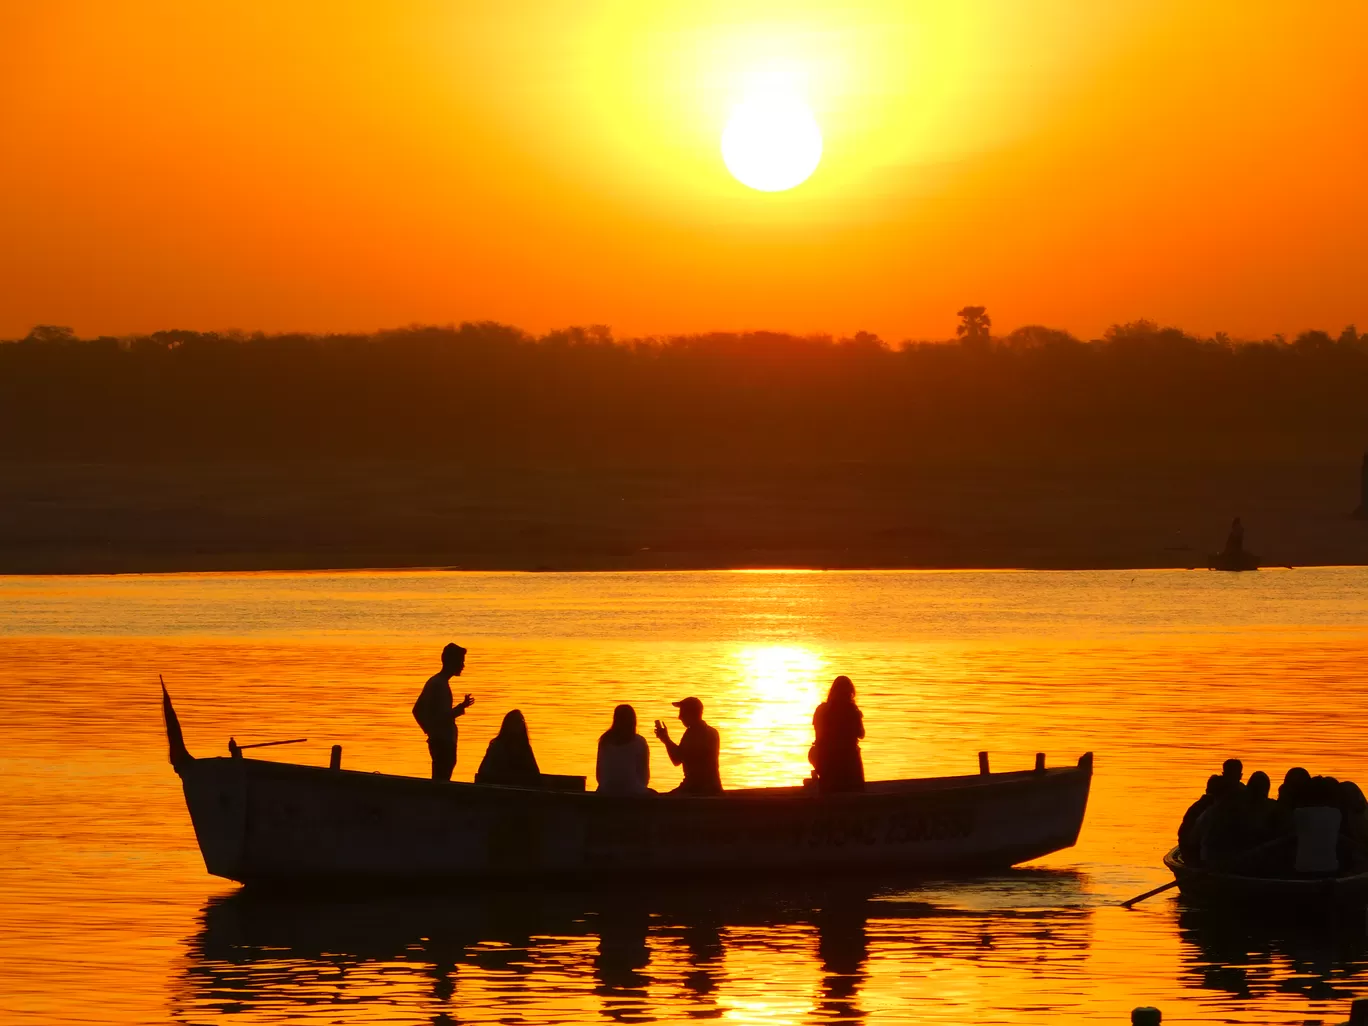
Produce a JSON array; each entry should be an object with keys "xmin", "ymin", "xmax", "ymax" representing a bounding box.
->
[
  {"xmin": 162, "ymin": 686, "xmax": 1095, "ymax": 887},
  {"xmin": 161, "ymin": 677, "xmax": 193, "ymax": 773}
]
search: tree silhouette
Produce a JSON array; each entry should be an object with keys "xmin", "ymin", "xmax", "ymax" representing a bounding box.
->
[
  {"xmin": 956, "ymin": 307, "xmax": 991, "ymax": 343},
  {"xmin": 23, "ymin": 325, "xmax": 78, "ymax": 344}
]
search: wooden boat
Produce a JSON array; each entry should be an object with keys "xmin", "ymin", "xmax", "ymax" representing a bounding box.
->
[
  {"xmin": 1208, "ymin": 550, "xmax": 1259, "ymax": 572},
  {"xmin": 1163, "ymin": 846, "xmax": 1368, "ymax": 909},
  {"xmin": 163, "ymin": 687, "xmax": 1093, "ymax": 887}
]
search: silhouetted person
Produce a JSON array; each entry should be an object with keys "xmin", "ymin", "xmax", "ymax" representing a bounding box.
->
[
  {"xmin": 1340, "ymin": 781, "xmax": 1368, "ymax": 863},
  {"xmin": 1273, "ymin": 766, "xmax": 1312, "ymax": 835},
  {"xmin": 1224, "ymin": 518, "xmax": 1245, "ymax": 557},
  {"xmin": 654, "ymin": 697, "xmax": 722, "ymax": 796},
  {"xmin": 596, "ymin": 704, "xmax": 650, "ymax": 795},
  {"xmin": 1198, "ymin": 777, "xmax": 1253, "ymax": 868},
  {"xmin": 475, "ymin": 709, "xmax": 541, "ymax": 787},
  {"xmin": 809, "ymin": 675, "xmax": 865, "ymax": 793},
  {"xmin": 1179, "ymin": 775, "xmax": 1223, "ymax": 862},
  {"xmin": 413, "ymin": 643, "xmax": 474, "ymax": 782},
  {"xmin": 1278, "ymin": 766, "xmax": 1311, "ymax": 804},
  {"xmin": 1221, "ymin": 758, "xmax": 1244, "ymax": 791},
  {"xmin": 1294, "ymin": 776, "xmax": 1342, "ymax": 875},
  {"xmin": 1244, "ymin": 770, "xmax": 1276, "ymax": 842}
]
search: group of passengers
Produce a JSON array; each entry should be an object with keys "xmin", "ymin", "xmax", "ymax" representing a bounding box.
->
[
  {"xmin": 1179, "ymin": 758, "xmax": 1367, "ymax": 876},
  {"xmin": 412, "ymin": 643, "xmax": 867, "ymax": 795}
]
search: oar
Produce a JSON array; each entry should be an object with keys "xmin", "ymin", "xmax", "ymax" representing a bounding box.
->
[
  {"xmin": 1120, "ymin": 880, "xmax": 1178, "ymax": 909},
  {"xmin": 1122, "ymin": 836, "xmax": 1291, "ymax": 908},
  {"xmin": 228, "ymin": 736, "xmax": 307, "ymax": 757}
]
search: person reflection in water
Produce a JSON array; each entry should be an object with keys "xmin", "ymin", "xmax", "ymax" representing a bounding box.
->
[
  {"xmin": 413, "ymin": 643, "xmax": 475, "ymax": 782},
  {"xmin": 654, "ymin": 696, "xmax": 722, "ymax": 795},
  {"xmin": 596, "ymin": 704, "xmax": 651, "ymax": 794},
  {"xmin": 810, "ymin": 676, "xmax": 866, "ymax": 793},
  {"xmin": 476, "ymin": 710, "xmax": 542, "ymax": 787}
]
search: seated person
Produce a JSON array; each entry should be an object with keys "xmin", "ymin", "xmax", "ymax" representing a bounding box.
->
[
  {"xmin": 1340, "ymin": 780, "xmax": 1368, "ymax": 865},
  {"xmin": 475, "ymin": 709, "xmax": 542, "ymax": 787},
  {"xmin": 596, "ymin": 704, "xmax": 651, "ymax": 795},
  {"xmin": 809, "ymin": 675, "xmax": 865, "ymax": 793},
  {"xmin": 1273, "ymin": 766, "xmax": 1312, "ymax": 836},
  {"xmin": 1293, "ymin": 775, "xmax": 1343, "ymax": 876},
  {"xmin": 1179, "ymin": 775, "xmax": 1223, "ymax": 863},
  {"xmin": 1244, "ymin": 770, "xmax": 1277, "ymax": 841},
  {"xmin": 1198, "ymin": 783, "xmax": 1254, "ymax": 869},
  {"xmin": 654, "ymin": 696, "xmax": 722, "ymax": 796},
  {"xmin": 1221, "ymin": 758, "xmax": 1245, "ymax": 793}
]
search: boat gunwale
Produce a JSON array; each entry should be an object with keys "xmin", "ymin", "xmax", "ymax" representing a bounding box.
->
[
  {"xmin": 194, "ymin": 753, "xmax": 1091, "ymax": 803},
  {"xmin": 1163, "ymin": 845, "xmax": 1368, "ymax": 894}
]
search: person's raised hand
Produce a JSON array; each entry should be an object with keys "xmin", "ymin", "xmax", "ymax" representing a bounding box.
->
[
  {"xmin": 653, "ymin": 719, "xmax": 669, "ymax": 743},
  {"xmin": 460, "ymin": 694, "xmax": 475, "ymax": 710}
]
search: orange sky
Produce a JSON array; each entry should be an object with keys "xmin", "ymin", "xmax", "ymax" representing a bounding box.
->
[{"xmin": 2, "ymin": 1, "xmax": 1365, "ymax": 341}]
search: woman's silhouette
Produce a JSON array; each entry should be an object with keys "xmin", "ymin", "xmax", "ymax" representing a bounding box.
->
[{"xmin": 809, "ymin": 676, "xmax": 865, "ymax": 793}]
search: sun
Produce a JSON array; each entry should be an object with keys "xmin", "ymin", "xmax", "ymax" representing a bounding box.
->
[{"xmin": 721, "ymin": 89, "xmax": 823, "ymax": 193}]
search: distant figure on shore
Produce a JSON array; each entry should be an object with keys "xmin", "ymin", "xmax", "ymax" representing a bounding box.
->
[
  {"xmin": 1223, "ymin": 518, "xmax": 1245, "ymax": 558},
  {"xmin": 809, "ymin": 675, "xmax": 866, "ymax": 793},
  {"xmin": 476, "ymin": 709, "xmax": 542, "ymax": 786},
  {"xmin": 654, "ymin": 696, "xmax": 722, "ymax": 796},
  {"xmin": 596, "ymin": 704, "xmax": 651, "ymax": 795},
  {"xmin": 1211, "ymin": 516, "xmax": 1259, "ymax": 570},
  {"xmin": 412, "ymin": 643, "xmax": 475, "ymax": 782}
]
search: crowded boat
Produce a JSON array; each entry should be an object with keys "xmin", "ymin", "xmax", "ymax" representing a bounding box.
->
[{"xmin": 1177, "ymin": 758, "xmax": 1367, "ymax": 877}]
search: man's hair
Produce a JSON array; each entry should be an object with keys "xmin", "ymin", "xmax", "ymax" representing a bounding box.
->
[
  {"xmin": 1221, "ymin": 758, "xmax": 1242, "ymax": 779},
  {"xmin": 441, "ymin": 643, "xmax": 468, "ymax": 667}
]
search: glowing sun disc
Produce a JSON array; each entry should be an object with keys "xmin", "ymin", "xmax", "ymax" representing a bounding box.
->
[{"xmin": 721, "ymin": 95, "xmax": 823, "ymax": 192}]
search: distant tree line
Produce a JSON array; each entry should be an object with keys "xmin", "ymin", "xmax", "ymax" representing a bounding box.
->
[{"xmin": 3, "ymin": 315, "xmax": 1366, "ymax": 461}]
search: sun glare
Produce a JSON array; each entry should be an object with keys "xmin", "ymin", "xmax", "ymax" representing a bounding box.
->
[{"xmin": 721, "ymin": 86, "xmax": 823, "ymax": 193}]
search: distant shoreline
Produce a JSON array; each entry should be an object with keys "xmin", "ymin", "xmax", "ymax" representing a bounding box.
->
[
  {"xmin": 2, "ymin": 562, "xmax": 1358, "ymax": 578},
  {"xmin": 4, "ymin": 458, "xmax": 1366, "ymax": 576}
]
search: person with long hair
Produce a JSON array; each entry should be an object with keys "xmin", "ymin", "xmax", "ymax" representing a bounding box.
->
[
  {"xmin": 595, "ymin": 704, "xmax": 651, "ymax": 794},
  {"xmin": 809, "ymin": 675, "xmax": 865, "ymax": 793},
  {"xmin": 475, "ymin": 709, "xmax": 542, "ymax": 787}
]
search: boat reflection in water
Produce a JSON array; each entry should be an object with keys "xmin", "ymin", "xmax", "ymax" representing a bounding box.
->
[
  {"xmin": 1176, "ymin": 901, "xmax": 1368, "ymax": 1005},
  {"xmin": 177, "ymin": 872, "xmax": 1092, "ymax": 1023}
]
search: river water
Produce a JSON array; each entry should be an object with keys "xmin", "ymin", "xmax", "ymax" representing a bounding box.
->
[{"xmin": 2, "ymin": 568, "xmax": 1366, "ymax": 1024}]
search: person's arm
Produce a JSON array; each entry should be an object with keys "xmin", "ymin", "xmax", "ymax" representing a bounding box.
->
[
  {"xmin": 595, "ymin": 740, "xmax": 605, "ymax": 789},
  {"xmin": 638, "ymin": 736, "xmax": 650, "ymax": 787},
  {"xmin": 452, "ymin": 694, "xmax": 474, "ymax": 720},
  {"xmin": 654, "ymin": 720, "xmax": 684, "ymax": 766}
]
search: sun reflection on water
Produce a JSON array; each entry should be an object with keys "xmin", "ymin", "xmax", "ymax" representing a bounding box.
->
[{"xmin": 729, "ymin": 644, "xmax": 827, "ymax": 787}]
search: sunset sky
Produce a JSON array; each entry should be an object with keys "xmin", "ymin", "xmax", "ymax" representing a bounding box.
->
[{"xmin": 3, "ymin": 1, "xmax": 1365, "ymax": 341}]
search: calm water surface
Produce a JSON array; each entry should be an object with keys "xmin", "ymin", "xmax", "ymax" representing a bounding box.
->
[{"xmin": 2, "ymin": 568, "xmax": 1367, "ymax": 1024}]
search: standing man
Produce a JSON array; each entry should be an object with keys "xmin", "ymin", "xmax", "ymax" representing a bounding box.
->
[
  {"xmin": 654, "ymin": 696, "xmax": 722, "ymax": 795},
  {"xmin": 413, "ymin": 643, "xmax": 475, "ymax": 782}
]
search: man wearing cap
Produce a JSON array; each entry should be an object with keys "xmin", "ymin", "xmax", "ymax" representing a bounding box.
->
[
  {"xmin": 413, "ymin": 643, "xmax": 475, "ymax": 782},
  {"xmin": 653, "ymin": 696, "xmax": 722, "ymax": 796}
]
